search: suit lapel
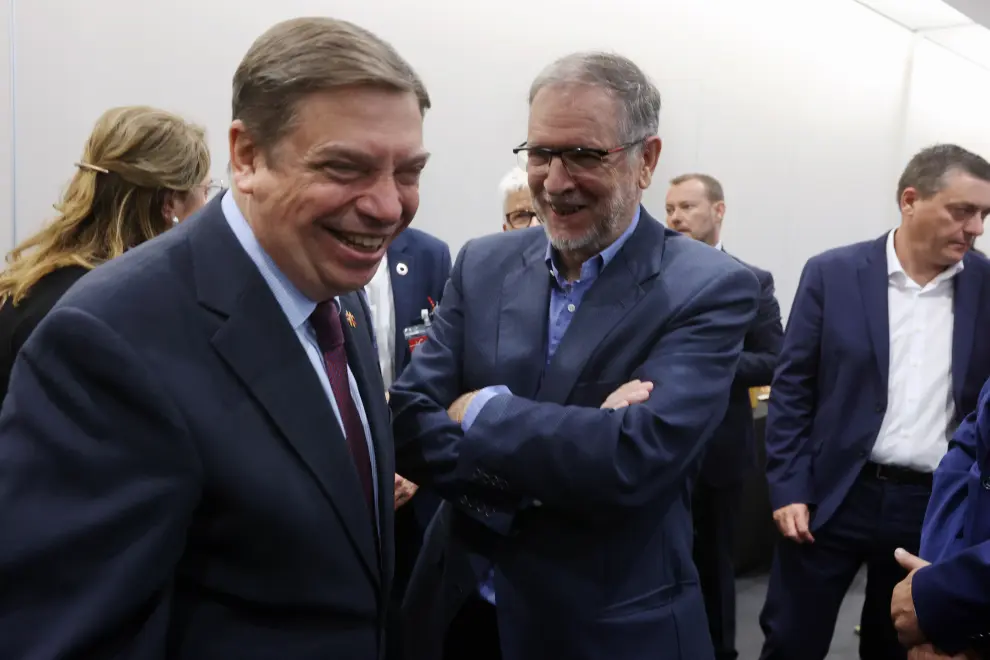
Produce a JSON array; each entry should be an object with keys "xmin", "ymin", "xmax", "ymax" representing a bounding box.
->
[
  {"xmin": 495, "ymin": 239, "xmax": 551, "ymax": 398},
  {"xmin": 338, "ymin": 292, "xmax": 395, "ymax": 597},
  {"xmin": 192, "ymin": 204, "xmax": 381, "ymax": 585},
  {"xmin": 857, "ymin": 235, "xmax": 890, "ymax": 388},
  {"xmin": 536, "ymin": 212, "xmax": 665, "ymax": 404},
  {"xmin": 387, "ymin": 237, "xmax": 418, "ymax": 375},
  {"xmin": 952, "ymin": 258, "xmax": 982, "ymax": 407}
]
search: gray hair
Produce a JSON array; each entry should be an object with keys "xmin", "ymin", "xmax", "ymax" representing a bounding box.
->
[
  {"xmin": 233, "ymin": 17, "xmax": 430, "ymax": 156},
  {"xmin": 499, "ymin": 167, "xmax": 529, "ymax": 199},
  {"xmin": 528, "ymin": 51, "xmax": 661, "ymax": 143},
  {"xmin": 897, "ymin": 144, "xmax": 990, "ymax": 204}
]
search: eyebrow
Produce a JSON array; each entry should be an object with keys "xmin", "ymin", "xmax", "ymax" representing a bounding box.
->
[{"xmin": 310, "ymin": 145, "xmax": 431, "ymax": 168}]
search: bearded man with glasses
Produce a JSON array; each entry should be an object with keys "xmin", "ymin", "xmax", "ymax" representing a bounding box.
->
[{"xmin": 392, "ymin": 51, "xmax": 760, "ymax": 660}]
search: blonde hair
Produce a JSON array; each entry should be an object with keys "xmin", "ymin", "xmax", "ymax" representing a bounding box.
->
[{"xmin": 0, "ymin": 105, "xmax": 210, "ymax": 306}]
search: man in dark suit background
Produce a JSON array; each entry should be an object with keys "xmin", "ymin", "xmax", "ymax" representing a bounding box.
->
[
  {"xmin": 363, "ymin": 226, "xmax": 450, "ymax": 660},
  {"xmin": 0, "ymin": 17, "xmax": 432, "ymax": 659},
  {"xmin": 761, "ymin": 144, "xmax": 990, "ymax": 660},
  {"xmin": 392, "ymin": 52, "xmax": 760, "ymax": 660},
  {"xmin": 666, "ymin": 173, "xmax": 783, "ymax": 660}
]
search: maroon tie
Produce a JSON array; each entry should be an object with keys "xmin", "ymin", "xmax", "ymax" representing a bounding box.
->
[{"xmin": 310, "ymin": 300, "xmax": 375, "ymax": 517}]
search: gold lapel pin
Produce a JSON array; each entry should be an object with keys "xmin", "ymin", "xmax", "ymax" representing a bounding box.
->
[{"xmin": 345, "ymin": 310, "xmax": 357, "ymax": 328}]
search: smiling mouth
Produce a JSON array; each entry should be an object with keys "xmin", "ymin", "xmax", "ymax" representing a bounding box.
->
[
  {"xmin": 548, "ymin": 201, "xmax": 587, "ymax": 217},
  {"xmin": 326, "ymin": 229, "xmax": 387, "ymax": 253}
]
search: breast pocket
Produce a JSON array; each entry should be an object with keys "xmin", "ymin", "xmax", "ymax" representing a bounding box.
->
[{"xmin": 568, "ymin": 379, "xmax": 624, "ymax": 407}]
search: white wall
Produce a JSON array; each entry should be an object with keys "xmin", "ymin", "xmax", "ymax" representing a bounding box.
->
[
  {"xmin": 7, "ymin": 0, "xmax": 982, "ymax": 319},
  {"xmin": 0, "ymin": 0, "xmax": 12, "ymax": 259}
]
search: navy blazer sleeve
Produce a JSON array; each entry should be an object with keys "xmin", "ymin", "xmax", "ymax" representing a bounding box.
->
[
  {"xmin": 920, "ymin": 409, "xmax": 979, "ymax": 563},
  {"xmin": 392, "ymin": 239, "xmax": 760, "ymax": 516},
  {"xmin": 0, "ymin": 306, "xmax": 201, "ymax": 658},
  {"xmin": 734, "ymin": 269, "xmax": 783, "ymax": 389},
  {"xmin": 765, "ymin": 258, "xmax": 824, "ymax": 510}
]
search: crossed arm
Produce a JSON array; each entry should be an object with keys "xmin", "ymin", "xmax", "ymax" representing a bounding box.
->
[{"xmin": 389, "ymin": 244, "xmax": 760, "ymax": 524}]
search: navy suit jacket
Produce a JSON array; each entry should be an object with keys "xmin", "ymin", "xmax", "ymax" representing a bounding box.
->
[
  {"xmin": 390, "ymin": 210, "xmax": 760, "ymax": 660},
  {"xmin": 0, "ymin": 197, "xmax": 394, "ymax": 659},
  {"xmin": 385, "ymin": 228, "xmax": 452, "ymax": 379},
  {"xmin": 766, "ymin": 234, "xmax": 990, "ymax": 531},
  {"xmin": 915, "ymin": 377, "xmax": 990, "ymax": 654},
  {"xmin": 699, "ymin": 254, "xmax": 782, "ymax": 488}
]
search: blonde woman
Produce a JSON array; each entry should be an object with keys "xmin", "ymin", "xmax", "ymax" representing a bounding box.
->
[{"xmin": 0, "ymin": 105, "xmax": 211, "ymax": 399}]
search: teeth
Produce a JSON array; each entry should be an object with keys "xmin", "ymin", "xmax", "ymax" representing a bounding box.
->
[{"xmin": 336, "ymin": 232, "xmax": 385, "ymax": 250}]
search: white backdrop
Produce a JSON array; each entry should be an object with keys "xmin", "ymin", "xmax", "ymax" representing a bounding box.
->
[{"xmin": 1, "ymin": 0, "xmax": 987, "ymax": 318}]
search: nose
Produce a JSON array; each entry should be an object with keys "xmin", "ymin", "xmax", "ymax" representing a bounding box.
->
[
  {"xmin": 542, "ymin": 157, "xmax": 575, "ymax": 196},
  {"xmin": 966, "ymin": 212, "xmax": 986, "ymax": 238},
  {"xmin": 528, "ymin": 216, "xmax": 541, "ymax": 228},
  {"xmin": 355, "ymin": 175, "xmax": 404, "ymax": 225}
]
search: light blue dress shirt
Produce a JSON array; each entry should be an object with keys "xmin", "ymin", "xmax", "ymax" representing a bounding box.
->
[
  {"xmin": 221, "ymin": 191, "xmax": 380, "ymax": 519},
  {"xmin": 463, "ymin": 207, "xmax": 642, "ymax": 604}
]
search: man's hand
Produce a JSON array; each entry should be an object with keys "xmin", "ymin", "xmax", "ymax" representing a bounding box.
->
[
  {"xmin": 772, "ymin": 503, "xmax": 815, "ymax": 543},
  {"xmin": 892, "ymin": 548, "xmax": 931, "ymax": 648},
  {"xmin": 447, "ymin": 391, "xmax": 479, "ymax": 424},
  {"xmin": 907, "ymin": 644, "xmax": 978, "ymax": 659},
  {"xmin": 600, "ymin": 379, "xmax": 654, "ymax": 410},
  {"xmin": 394, "ymin": 474, "xmax": 418, "ymax": 509}
]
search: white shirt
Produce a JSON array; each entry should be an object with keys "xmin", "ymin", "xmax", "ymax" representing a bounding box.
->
[
  {"xmin": 364, "ymin": 255, "xmax": 396, "ymax": 388},
  {"xmin": 871, "ymin": 229, "xmax": 963, "ymax": 473}
]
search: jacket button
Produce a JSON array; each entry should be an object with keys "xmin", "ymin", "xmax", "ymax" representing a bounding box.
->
[
  {"xmin": 982, "ymin": 476, "xmax": 990, "ymax": 491},
  {"xmin": 875, "ymin": 405, "xmax": 884, "ymax": 413}
]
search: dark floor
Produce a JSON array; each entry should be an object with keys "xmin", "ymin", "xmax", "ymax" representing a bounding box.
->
[{"xmin": 736, "ymin": 567, "xmax": 867, "ymax": 660}]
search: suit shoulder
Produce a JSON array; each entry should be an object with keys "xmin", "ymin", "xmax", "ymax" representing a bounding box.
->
[
  {"xmin": 664, "ymin": 233, "xmax": 756, "ymax": 283},
  {"xmin": 400, "ymin": 226, "xmax": 450, "ymax": 255},
  {"xmin": 729, "ymin": 255, "xmax": 773, "ymax": 284},
  {"xmin": 804, "ymin": 236, "xmax": 882, "ymax": 271},
  {"xmin": 458, "ymin": 227, "xmax": 543, "ymax": 263}
]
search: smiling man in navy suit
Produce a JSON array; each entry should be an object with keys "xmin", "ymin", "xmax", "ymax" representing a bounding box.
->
[
  {"xmin": 391, "ymin": 52, "xmax": 760, "ymax": 660},
  {"xmin": 0, "ymin": 18, "xmax": 432, "ymax": 660},
  {"xmin": 761, "ymin": 145, "xmax": 990, "ymax": 660}
]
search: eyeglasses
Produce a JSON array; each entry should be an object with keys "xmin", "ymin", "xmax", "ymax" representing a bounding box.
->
[
  {"xmin": 505, "ymin": 210, "xmax": 541, "ymax": 228},
  {"xmin": 205, "ymin": 179, "xmax": 224, "ymax": 198},
  {"xmin": 512, "ymin": 138, "xmax": 646, "ymax": 176}
]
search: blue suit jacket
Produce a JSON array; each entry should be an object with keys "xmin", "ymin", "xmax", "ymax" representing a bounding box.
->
[
  {"xmin": 699, "ymin": 255, "xmax": 782, "ymax": 487},
  {"xmin": 766, "ymin": 234, "xmax": 990, "ymax": 530},
  {"xmin": 915, "ymin": 377, "xmax": 990, "ymax": 654},
  {"xmin": 390, "ymin": 210, "xmax": 760, "ymax": 660},
  {"xmin": 0, "ymin": 197, "xmax": 395, "ymax": 659},
  {"xmin": 385, "ymin": 228, "xmax": 452, "ymax": 379}
]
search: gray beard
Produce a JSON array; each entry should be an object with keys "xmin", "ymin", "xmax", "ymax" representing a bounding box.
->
[{"xmin": 543, "ymin": 185, "xmax": 633, "ymax": 256}]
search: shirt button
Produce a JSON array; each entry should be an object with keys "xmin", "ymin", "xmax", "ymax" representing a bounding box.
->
[{"xmin": 566, "ymin": 303, "xmax": 576, "ymax": 313}]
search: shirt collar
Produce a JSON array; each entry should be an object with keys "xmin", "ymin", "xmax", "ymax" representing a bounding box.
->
[
  {"xmin": 886, "ymin": 228, "xmax": 964, "ymax": 284},
  {"xmin": 544, "ymin": 206, "xmax": 641, "ymax": 283},
  {"xmin": 221, "ymin": 190, "xmax": 318, "ymax": 330}
]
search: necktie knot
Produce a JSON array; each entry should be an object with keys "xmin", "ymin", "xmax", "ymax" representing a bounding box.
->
[{"xmin": 311, "ymin": 300, "xmax": 344, "ymax": 352}]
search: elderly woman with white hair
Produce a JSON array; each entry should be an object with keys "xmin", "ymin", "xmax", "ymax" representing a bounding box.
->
[{"xmin": 499, "ymin": 166, "xmax": 539, "ymax": 231}]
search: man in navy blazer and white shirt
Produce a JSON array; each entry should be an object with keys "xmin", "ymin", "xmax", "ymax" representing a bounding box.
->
[
  {"xmin": 761, "ymin": 144, "xmax": 990, "ymax": 660},
  {"xmin": 364, "ymin": 226, "xmax": 450, "ymax": 660},
  {"xmin": 0, "ymin": 17, "xmax": 434, "ymax": 660}
]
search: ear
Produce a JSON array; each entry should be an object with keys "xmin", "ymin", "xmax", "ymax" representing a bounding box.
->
[
  {"xmin": 229, "ymin": 119, "xmax": 262, "ymax": 195},
  {"xmin": 161, "ymin": 191, "xmax": 178, "ymax": 221},
  {"xmin": 900, "ymin": 187, "xmax": 919, "ymax": 216},
  {"xmin": 637, "ymin": 137, "xmax": 662, "ymax": 189},
  {"xmin": 714, "ymin": 200, "xmax": 726, "ymax": 224}
]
